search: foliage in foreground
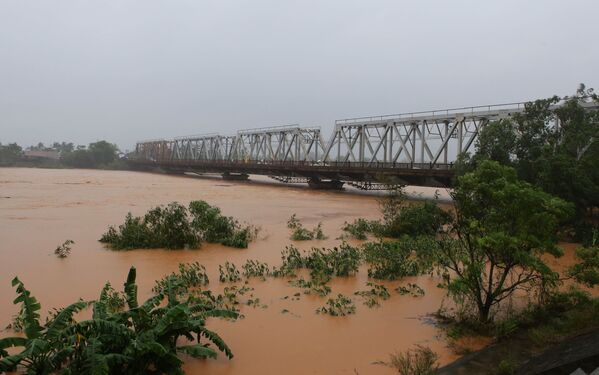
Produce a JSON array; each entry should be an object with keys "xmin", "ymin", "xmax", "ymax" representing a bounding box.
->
[
  {"xmin": 376, "ymin": 345, "xmax": 439, "ymax": 375},
  {"xmin": 100, "ymin": 200, "xmax": 257, "ymax": 250},
  {"xmin": 567, "ymin": 231, "xmax": 599, "ymax": 287},
  {"xmin": 0, "ymin": 267, "xmax": 237, "ymax": 375}
]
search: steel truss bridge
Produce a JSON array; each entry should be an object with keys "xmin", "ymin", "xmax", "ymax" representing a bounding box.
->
[{"xmin": 129, "ymin": 100, "xmax": 596, "ymax": 189}]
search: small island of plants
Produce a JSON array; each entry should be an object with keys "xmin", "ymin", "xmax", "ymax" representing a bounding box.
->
[{"xmin": 100, "ymin": 200, "xmax": 258, "ymax": 249}]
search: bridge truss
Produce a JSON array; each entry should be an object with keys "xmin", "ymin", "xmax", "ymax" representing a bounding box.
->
[{"xmin": 131, "ymin": 100, "xmax": 596, "ymax": 188}]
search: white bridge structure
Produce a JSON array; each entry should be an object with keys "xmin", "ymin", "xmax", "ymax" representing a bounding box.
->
[{"xmin": 131, "ymin": 100, "xmax": 597, "ymax": 189}]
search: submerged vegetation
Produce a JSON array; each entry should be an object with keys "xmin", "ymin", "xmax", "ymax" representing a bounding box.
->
[
  {"xmin": 316, "ymin": 294, "xmax": 356, "ymax": 316},
  {"xmin": 354, "ymin": 282, "xmax": 391, "ymax": 307},
  {"xmin": 341, "ymin": 191, "xmax": 450, "ymax": 240},
  {"xmin": 100, "ymin": 200, "xmax": 257, "ymax": 250},
  {"xmin": 287, "ymin": 214, "xmax": 327, "ymax": 240},
  {"xmin": 54, "ymin": 239, "xmax": 74, "ymax": 258}
]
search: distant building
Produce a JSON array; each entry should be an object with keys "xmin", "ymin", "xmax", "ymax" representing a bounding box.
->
[{"xmin": 23, "ymin": 150, "xmax": 61, "ymax": 160}]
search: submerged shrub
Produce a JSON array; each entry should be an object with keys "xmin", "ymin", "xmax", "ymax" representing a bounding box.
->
[
  {"xmin": 289, "ymin": 277, "xmax": 332, "ymax": 296},
  {"xmin": 272, "ymin": 245, "xmax": 304, "ymax": 277},
  {"xmin": 54, "ymin": 239, "xmax": 74, "ymax": 258},
  {"xmin": 317, "ymin": 294, "xmax": 356, "ymax": 316},
  {"xmin": 153, "ymin": 262, "xmax": 209, "ymax": 295},
  {"xmin": 342, "ymin": 189, "xmax": 450, "ymax": 239},
  {"xmin": 355, "ymin": 282, "xmax": 391, "ymax": 307},
  {"xmin": 304, "ymin": 243, "xmax": 361, "ymax": 280},
  {"xmin": 189, "ymin": 200, "xmax": 257, "ymax": 248},
  {"xmin": 242, "ymin": 259, "xmax": 271, "ymax": 279},
  {"xmin": 219, "ymin": 262, "xmax": 241, "ymax": 283},
  {"xmin": 381, "ymin": 200, "xmax": 452, "ymax": 238},
  {"xmin": 362, "ymin": 237, "xmax": 437, "ymax": 280},
  {"xmin": 342, "ymin": 218, "xmax": 373, "ymax": 240},
  {"xmin": 100, "ymin": 200, "xmax": 256, "ymax": 250},
  {"xmin": 395, "ymin": 283, "xmax": 425, "ymax": 297},
  {"xmin": 287, "ymin": 214, "xmax": 327, "ymax": 240}
]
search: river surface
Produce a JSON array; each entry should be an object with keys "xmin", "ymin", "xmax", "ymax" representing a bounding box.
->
[{"xmin": 0, "ymin": 168, "xmax": 467, "ymax": 374}]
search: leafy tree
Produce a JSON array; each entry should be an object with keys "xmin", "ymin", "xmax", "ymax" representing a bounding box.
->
[
  {"xmin": 568, "ymin": 231, "xmax": 599, "ymax": 287},
  {"xmin": 473, "ymin": 119, "xmax": 517, "ymax": 165},
  {"xmin": 0, "ymin": 143, "xmax": 23, "ymax": 164},
  {"xmin": 61, "ymin": 140, "xmax": 119, "ymax": 168},
  {"xmin": 436, "ymin": 161, "xmax": 573, "ymax": 322},
  {"xmin": 87, "ymin": 141, "xmax": 119, "ymax": 165},
  {"xmin": 469, "ymin": 85, "xmax": 599, "ymax": 235}
]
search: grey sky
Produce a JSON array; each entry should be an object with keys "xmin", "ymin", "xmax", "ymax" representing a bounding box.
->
[{"xmin": 1, "ymin": 0, "xmax": 597, "ymax": 151}]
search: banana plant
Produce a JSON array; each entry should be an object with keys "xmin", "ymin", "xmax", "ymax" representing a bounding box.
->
[
  {"xmin": 0, "ymin": 277, "xmax": 88, "ymax": 374},
  {"xmin": 1, "ymin": 267, "xmax": 238, "ymax": 375}
]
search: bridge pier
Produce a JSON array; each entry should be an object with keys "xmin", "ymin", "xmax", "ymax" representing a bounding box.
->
[
  {"xmin": 222, "ymin": 172, "xmax": 249, "ymax": 181},
  {"xmin": 307, "ymin": 178, "xmax": 344, "ymax": 190}
]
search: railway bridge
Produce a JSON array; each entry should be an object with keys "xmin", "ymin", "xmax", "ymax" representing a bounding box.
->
[{"xmin": 129, "ymin": 100, "xmax": 596, "ymax": 189}]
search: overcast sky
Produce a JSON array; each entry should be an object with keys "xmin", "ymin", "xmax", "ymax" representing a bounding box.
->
[{"xmin": 1, "ymin": 0, "xmax": 597, "ymax": 151}]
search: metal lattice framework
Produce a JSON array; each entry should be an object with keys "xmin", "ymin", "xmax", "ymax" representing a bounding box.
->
[{"xmin": 131, "ymin": 100, "xmax": 598, "ymax": 187}]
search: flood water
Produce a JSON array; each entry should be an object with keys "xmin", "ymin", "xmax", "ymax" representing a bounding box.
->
[{"xmin": 0, "ymin": 168, "xmax": 469, "ymax": 374}]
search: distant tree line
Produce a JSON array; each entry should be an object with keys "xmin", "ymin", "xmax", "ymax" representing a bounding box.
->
[{"xmin": 0, "ymin": 140, "xmax": 124, "ymax": 169}]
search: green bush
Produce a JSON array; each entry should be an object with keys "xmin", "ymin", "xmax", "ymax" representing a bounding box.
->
[
  {"xmin": 303, "ymin": 243, "xmax": 361, "ymax": 281},
  {"xmin": 340, "ymin": 192, "xmax": 450, "ymax": 240},
  {"xmin": 362, "ymin": 237, "xmax": 436, "ymax": 280},
  {"xmin": 100, "ymin": 200, "xmax": 256, "ymax": 250},
  {"xmin": 342, "ymin": 218, "xmax": 373, "ymax": 240},
  {"xmin": 382, "ymin": 200, "xmax": 452, "ymax": 238}
]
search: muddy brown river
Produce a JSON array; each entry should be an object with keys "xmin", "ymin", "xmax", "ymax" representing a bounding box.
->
[{"xmin": 0, "ymin": 168, "xmax": 466, "ymax": 374}]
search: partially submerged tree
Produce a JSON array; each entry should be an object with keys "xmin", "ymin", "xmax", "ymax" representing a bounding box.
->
[{"xmin": 436, "ymin": 160, "xmax": 573, "ymax": 322}]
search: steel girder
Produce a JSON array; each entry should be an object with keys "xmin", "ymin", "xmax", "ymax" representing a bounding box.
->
[{"xmin": 132, "ymin": 101, "xmax": 598, "ymax": 171}]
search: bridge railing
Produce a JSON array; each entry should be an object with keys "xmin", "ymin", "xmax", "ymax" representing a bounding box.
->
[{"xmin": 334, "ymin": 101, "xmax": 527, "ymax": 125}]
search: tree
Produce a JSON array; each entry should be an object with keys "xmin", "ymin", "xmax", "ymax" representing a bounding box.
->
[
  {"xmin": 88, "ymin": 141, "xmax": 119, "ymax": 165},
  {"xmin": 436, "ymin": 160, "xmax": 573, "ymax": 322},
  {"xmin": 0, "ymin": 143, "xmax": 23, "ymax": 164},
  {"xmin": 474, "ymin": 119, "xmax": 517, "ymax": 165},
  {"xmin": 61, "ymin": 140, "xmax": 119, "ymax": 168}
]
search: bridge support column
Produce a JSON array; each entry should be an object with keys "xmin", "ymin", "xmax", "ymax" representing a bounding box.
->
[
  {"xmin": 307, "ymin": 178, "xmax": 344, "ymax": 190},
  {"xmin": 222, "ymin": 172, "xmax": 249, "ymax": 181}
]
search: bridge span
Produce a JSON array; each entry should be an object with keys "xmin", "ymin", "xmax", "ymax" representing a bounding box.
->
[{"xmin": 128, "ymin": 100, "xmax": 594, "ymax": 189}]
